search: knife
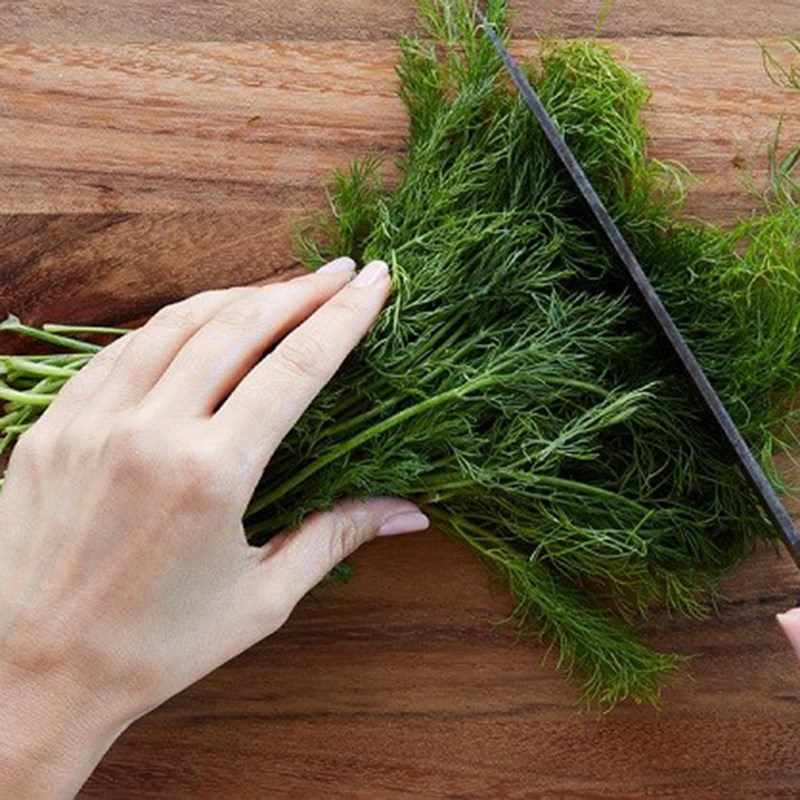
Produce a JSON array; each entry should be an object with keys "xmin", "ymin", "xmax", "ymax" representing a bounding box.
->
[{"xmin": 477, "ymin": 11, "xmax": 800, "ymax": 564}]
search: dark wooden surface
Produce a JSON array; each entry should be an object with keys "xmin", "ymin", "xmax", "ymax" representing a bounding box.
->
[{"xmin": 1, "ymin": 2, "xmax": 800, "ymax": 797}]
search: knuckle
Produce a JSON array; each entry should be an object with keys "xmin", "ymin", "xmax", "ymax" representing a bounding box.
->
[
  {"xmin": 147, "ymin": 301, "xmax": 196, "ymax": 334},
  {"xmin": 56, "ymin": 371, "xmax": 93, "ymax": 406},
  {"xmin": 54, "ymin": 420, "xmax": 98, "ymax": 461},
  {"xmin": 66, "ymin": 341, "xmax": 118, "ymax": 388},
  {"xmin": 102, "ymin": 414, "xmax": 164, "ymax": 479},
  {"xmin": 169, "ymin": 442, "xmax": 228, "ymax": 509},
  {"xmin": 90, "ymin": 333, "xmax": 129, "ymax": 367},
  {"xmin": 328, "ymin": 512, "xmax": 363, "ymax": 564},
  {"xmin": 273, "ymin": 336, "xmax": 328, "ymax": 382},
  {"xmin": 254, "ymin": 579, "xmax": 294, "ymax": 628},
  {"xmin": 106, "ymin": 415, "xmax": 152, "ymax": 457},
  {"xmin": 11, "ymin": 425, "xmax": 47, "ymax": 466},
  {"xmin": 328, "ymin": 292, "xmax": 363, "ymax": 319},
  {"xmin": 175, "ymin": 446, "xmax": 216, "ymax": 488},
  {"xmin": 102, "ymin": 417, "xmax": 228, "ymax": 509},
  {"xmin": 113, "ymin": 336, "xmax": 156, "ymax": 385},
  {"xmin": 211, "ymin": 300, "xmax": 265, "ymax": 333}
]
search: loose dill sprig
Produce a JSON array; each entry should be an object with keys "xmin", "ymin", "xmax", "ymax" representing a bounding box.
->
[
  {"xmin": 2, "ymin": 0, "xmax": 800, "ymax": 707},
  {"xmin": 761, "ymin": 38, "xmax": 800, "ymax": 90}
]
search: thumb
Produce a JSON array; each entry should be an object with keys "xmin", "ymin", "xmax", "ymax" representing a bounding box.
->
[
  {"xmin": 777, "ymin": 608, "xmax": 800, "ymax": 660},
  {"xmin": 262, "ymin": 497, "xmax": 429, "ymax": 606}
]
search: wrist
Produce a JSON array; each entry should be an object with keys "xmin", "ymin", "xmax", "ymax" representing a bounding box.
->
[{"xmin": 0, "ymin": 661, "xmax": 131, "ymax": 799}]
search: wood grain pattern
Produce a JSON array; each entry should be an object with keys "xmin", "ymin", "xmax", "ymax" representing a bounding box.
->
[
  {"xmin": 0, "ymin": 42, "xmax": 405, "ymax": 213},
  {"xmin": 1, "ymin": 38, "xmax": 798, "ymax": 327},
  {"xmin": 78, "ymin": 538, "xmax": 800, "ymax": 800},
  {"xmin": 0, "ymin": 0, "xmax": 796, "ymax": 41},
  {"xmin": 0, "ymin": 212, "xmax": 308, "ymax": 326},
  {"xmin": 1, "ymin": 1, "xmax": 800, "ymax": 797},
  {"xmin": 0, "ymin": 39, "xmax": 797, "ymax": 217}
]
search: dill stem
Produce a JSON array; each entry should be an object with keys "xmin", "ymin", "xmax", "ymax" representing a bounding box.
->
[
  {"xmin": 0, "ymin": 384, "xmax": 55, "ymax": 407},
  {"xmin": 0, "ymin": 321, "xmax": 101, "ymax": 354},
  {"xmin": 424, "ymin": 506, "xmax": 532, "ymax": 575},
  {"xmin": 320, "ymin": 395, "xmax": 403, "ymax": 441},
  {"xmin": 3, "ymin": 424, "xmax": 31, "ymax": 435},
  {"xmin": 418, "ymin": 471, "xmax": 651, "ymax": 512},
  {"xmin": 308, "ymin": 321, "xmax": 487, "ymax": 444},
  {"xmin": 318, "ymin": 314, "xmax": 476, "ymax": 439},
  {"xmin": 43, "ymin": 323, "xmax": 130, "ymax": 336},
  {"xmin": 2, "ymin": 357, "xmax": 78, "ymax": 379},
  {"xmin": 246, "ymin": 377, "xmax": 493, "ymax": 517},
  {"xmin": 0, "ymin": 409, "xmax": 24, "ymax": 427},
  {"xmin": 6, "ymin": 354, "xmax": 90, "ymax": 364}
]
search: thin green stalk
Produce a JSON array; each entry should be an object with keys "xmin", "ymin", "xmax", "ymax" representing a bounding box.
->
[
  {"xmin": 417, "ymin": 471, "xmax": 652, "ymax": 514},
  {"xmin": 43, "ymin": 323, "xmax": 131, "ymax": 336},
  {"xmin": 0, "ymin": 319, "xmax": 101, "ymax": 353},
  {"xmin": 3, "ymin": 424, "xmax": 31, "ymax": 435},
  {"xmin": 0, "ymin": 409, "xmax": 24, "ymax": 427},
  {"xmin": 247, "ymin": 376, "xmax": 495, "ymax": 516},
  {"xmin": 0, "ymin": 384, "xmax": 55, "ymax": 407},
  {"xmin": 1, "ymin": 357, "xmax": 80, "ymax": 379}
]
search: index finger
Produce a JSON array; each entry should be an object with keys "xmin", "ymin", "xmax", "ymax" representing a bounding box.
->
[{"xmin": 213, "ymin": 260, "xmax": 391, "ymax": 483}]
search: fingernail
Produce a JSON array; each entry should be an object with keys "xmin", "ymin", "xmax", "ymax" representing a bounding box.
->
[
  {"xmin": 352, "ymin": 260, "xmax": 389, "ymax": 288},
  {"xmin": 317, "ymin": 256, "xmax": 356, "ymax": 275},
  {"xmin": 378, "ymin": 510, "xmax": 429, "ymax": 537}
]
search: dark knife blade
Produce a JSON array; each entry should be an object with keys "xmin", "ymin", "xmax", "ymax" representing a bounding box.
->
[{"xmin": 478, "ymin": 11, "xmax": 800, "ymax": 565}]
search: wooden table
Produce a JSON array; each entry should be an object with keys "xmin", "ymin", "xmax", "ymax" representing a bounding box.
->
[{"xmin": 2, "ymin": 2, "xmax": 800, "ymax": 797}]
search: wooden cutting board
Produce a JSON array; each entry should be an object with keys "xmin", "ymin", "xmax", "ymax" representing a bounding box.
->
[{"xmin": 1, "ymin": 2, "xmax": 800, "ymax": 797}]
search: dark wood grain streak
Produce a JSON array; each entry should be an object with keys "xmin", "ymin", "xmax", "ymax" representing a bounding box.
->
[{"xmin": 0, "ymin": 212, "xmax": 311, "ymax": 326}]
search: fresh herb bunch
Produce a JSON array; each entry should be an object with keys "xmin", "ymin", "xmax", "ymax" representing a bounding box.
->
[{"xmin": 2, "ymin": 0, "xmax": 799, "ymax": 707}]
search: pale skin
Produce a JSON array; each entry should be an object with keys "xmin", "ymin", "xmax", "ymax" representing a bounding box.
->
[
  {"xmin": 0, "ymin": 257, "xmax": 430, "ymax": 799},
  {"xmin": 0, "ymin": 257, "xmax": 797, "ymax": 800}
]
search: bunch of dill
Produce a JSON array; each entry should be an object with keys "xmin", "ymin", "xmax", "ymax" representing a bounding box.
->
[{"xmin": 2, "ymin": 0, "xmax": 799, "ymax": 706}]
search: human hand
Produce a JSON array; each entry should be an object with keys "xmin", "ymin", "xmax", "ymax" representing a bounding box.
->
[{"xmin": 0, "ymin": 258, "xmax": 429, "ymax": 799}]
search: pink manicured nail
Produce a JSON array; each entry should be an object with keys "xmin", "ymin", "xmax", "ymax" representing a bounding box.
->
[
  {"xmin": 352, "ymin": 260, "xmax": 389, "ymax": 287},
  {"xmin": 318, "ymin": 256, "xmax": 356, "ymax": 275},
  {"xmin": 378, "ymin": 510, "xmax": 429, "ymax": 536}
]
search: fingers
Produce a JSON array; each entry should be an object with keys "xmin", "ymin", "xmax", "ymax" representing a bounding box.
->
[
  {"xmin": 215, "ymin": 260, "xmax": 391, "ymax": 477},
  {"xmin": 241, "ymin": 498, "xmax": 429, "ymax": 612},
  {"xmin": 777, "ymin": 608, "xmax": 800, "ymax": 660},
  {"xmin": 143, "ymin": 258, "xmax": 355, "ymax": 416},
  {"xmin": 90, "ymin": 287, "xmax": 259, "ymax": 412}
]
